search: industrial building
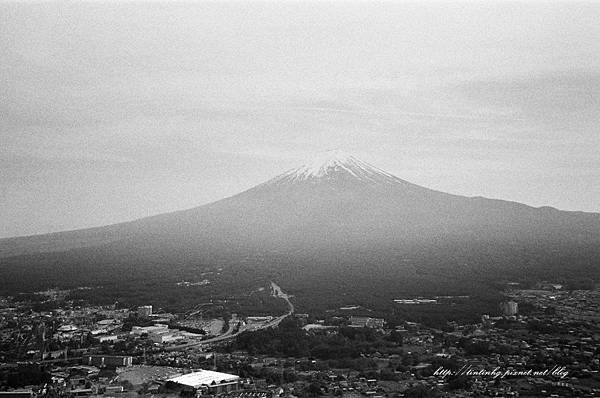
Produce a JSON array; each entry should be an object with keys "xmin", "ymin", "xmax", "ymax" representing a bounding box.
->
[{"xmin": 167, "ymin": 370, "xmax": 241, "ymax": 395}]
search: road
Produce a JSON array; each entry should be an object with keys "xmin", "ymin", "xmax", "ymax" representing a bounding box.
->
[
  {"xmin": 164, "ymin": 281, "xmax": 293, "ymax": 351},
  {"xmin": 265, "ymin": 281, "xmax": 294, "ymax": 327}
]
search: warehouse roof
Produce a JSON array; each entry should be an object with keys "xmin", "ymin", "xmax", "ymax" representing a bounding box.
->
[{"xmin": 168, "ymin": 370, "xmax": 240, "ymax": 388}]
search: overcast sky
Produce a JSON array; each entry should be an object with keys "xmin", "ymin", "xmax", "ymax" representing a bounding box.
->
[{"xmin": 1, "ymin": 1, "xmax": 599, "ymax": 238}]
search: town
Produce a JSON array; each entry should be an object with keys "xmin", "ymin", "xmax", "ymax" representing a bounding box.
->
[{"xmin": 1, "ymin": 282, "xmax": 599, "ymax": 398}]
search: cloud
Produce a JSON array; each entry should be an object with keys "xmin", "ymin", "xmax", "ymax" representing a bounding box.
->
[
  {"xmin": 1, "ymin": 1, "xmax": 600, "ymax": 236},
  {"xmin": 451, "ymin": 70, "xmax": 600, "ymax": 128}
]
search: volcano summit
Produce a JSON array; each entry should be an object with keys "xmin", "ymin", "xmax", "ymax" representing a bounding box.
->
[
  {"xmin": 1, "ymin": 151, "xmax": 599, "ymax": 309},
  {"xmin": 270, "ymin": 150, "xmax": 401, "ymax": 184}
]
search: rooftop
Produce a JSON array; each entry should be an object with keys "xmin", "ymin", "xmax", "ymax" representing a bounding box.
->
[{"xmin": 168, "ymin": 370, "xmax": 240, "ymax": 388}]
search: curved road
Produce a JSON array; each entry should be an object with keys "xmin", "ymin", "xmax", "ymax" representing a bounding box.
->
[
  {"xmin": 165, "ymin": 281, "xmax": 293, "ymax": 351},
  {"xmin": 263, "ymin": 281, "xmax": 295, "ymax": 327}
]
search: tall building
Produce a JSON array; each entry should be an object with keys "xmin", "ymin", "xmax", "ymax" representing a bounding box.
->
[
  {"xmin": 501, "ymin": 301, "xmax": 518, "ymax": 316},
  {"xmin": 137, "ymin": 305, "xmax": 153, "ymax": 318}
]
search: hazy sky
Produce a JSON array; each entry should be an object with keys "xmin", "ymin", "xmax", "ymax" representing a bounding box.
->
[{"xmin": 1, "ymin": 1, "xmax": 599, "ymax": 238}]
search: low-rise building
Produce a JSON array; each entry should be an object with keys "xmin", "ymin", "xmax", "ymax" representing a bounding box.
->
[
  {"xmin": 149, "ymin": 332, "xmax": 183, "ymax": 344},
  {"xmin": 131, "ymin": 324, "xmax": 169, "ymax": 335},
  {"xmin": 349, "ymin": 316, "xmax": 385, "ymax": 328},
  {"xmin": 95, "ymin": 335, "xmax": 119, "ymax": 343},
  {"xmin": 167, "ymin": 369, "xmax": 241, "ymax": 394},
  {"xmin": 0, "ymin": 391, "xmax": 34, "ymax": 398},
  {"xmin": 83, "ymin": 355, "xmax": 133, "ymax": 367},
  {"xmin": 137, "ymin": 305, "xmax": 153, "ymax": 318}
]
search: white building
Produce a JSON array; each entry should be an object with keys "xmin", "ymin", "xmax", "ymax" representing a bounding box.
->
[
  {"xmin": 95, "ymin": 335, "xmax": 119, "ymax": 343},
  {"xmin": 167, "ymin": 370, "xmax": 240, "ymax": 394},
  {"xmin": 349, "ymin": 316, "xmax": 385, "ymax": 328},
  {"xmin": 149, "ymin": 332, "xmax": 183, "ymax": 344}
]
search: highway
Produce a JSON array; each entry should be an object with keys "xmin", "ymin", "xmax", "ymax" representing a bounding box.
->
[
  {"xmin": 265, "ymin": 281, "xmax": 295, "ymax": 327},
  {"xmin": 164, "ymin": 281, "xmax": 293, "ymax": 351}
]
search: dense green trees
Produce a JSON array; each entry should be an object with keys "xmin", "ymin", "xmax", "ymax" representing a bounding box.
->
[
  {"xmin": 0, "ymin": 365, "xmax": 51, "ymax": 389},
  {"xmin": 403, "ymin": 385, "xmax": 440, "ymax": 398},
  {"xmin": 228, "ymin": 318, "xmax": 402, "ymax": 365}
]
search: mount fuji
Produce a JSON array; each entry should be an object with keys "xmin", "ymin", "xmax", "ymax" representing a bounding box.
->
[{"xmin": 1, "ymin": 150, "xmax": 599, "ymax": 304}]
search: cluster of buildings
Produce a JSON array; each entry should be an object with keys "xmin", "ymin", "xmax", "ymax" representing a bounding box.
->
[
  {"xmin": 131, "ymin": 324, "xmax": 195, "ymax": 344},
  {"xmin": 1, "ymin": 283, "xmax": 599, "ymax": 397},
  {"xmin": 0, "ymin": 297, "xmax": 225, "ymax": 366},
  {"xmin": 348, "ymin": 316, "xmax": 385, "ymax": 329}
]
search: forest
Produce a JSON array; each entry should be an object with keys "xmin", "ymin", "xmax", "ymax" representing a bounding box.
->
[{"xmin": 225, "ymin": 318, "xmax": 404, "ymax": 361}]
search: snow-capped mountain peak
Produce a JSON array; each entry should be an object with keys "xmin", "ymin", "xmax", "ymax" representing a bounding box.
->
[
  {"xmin": 296, "ymin": 150, "xmax": 360, "ymax": 178},
  {"xmin": 270, "ymin": 150, "xmax": 402, "ymax": 185}
]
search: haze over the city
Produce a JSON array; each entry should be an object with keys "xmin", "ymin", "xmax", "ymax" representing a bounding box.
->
[{"xmin": 1, "ymin": 1, "xmax": 599, "ymax": 238}]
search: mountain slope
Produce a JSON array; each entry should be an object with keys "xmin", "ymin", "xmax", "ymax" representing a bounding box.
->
[{"xmin": 1, "ymin": 151, "xmax": 599, "ymax": 298}]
